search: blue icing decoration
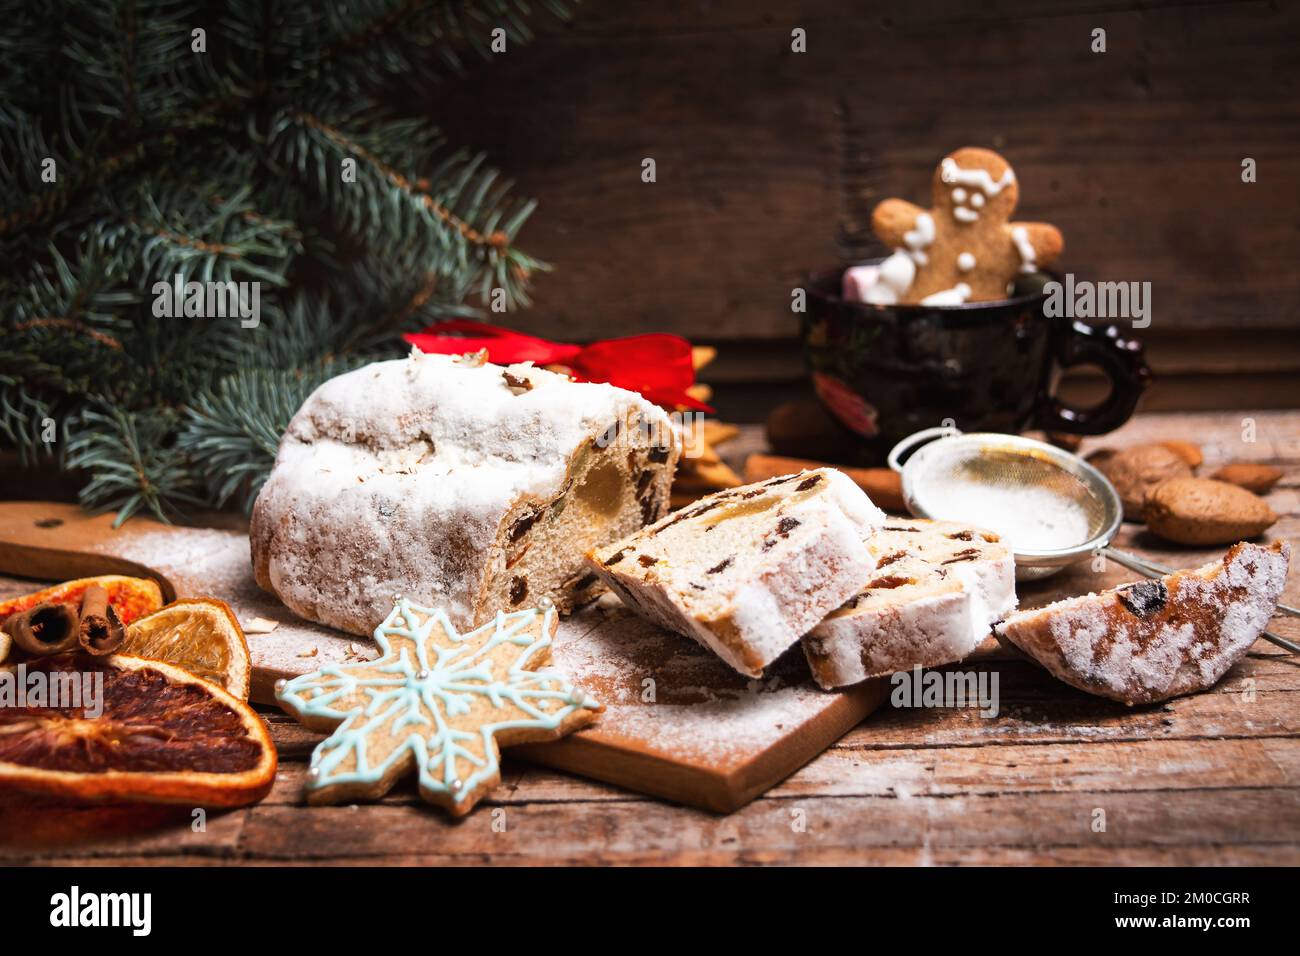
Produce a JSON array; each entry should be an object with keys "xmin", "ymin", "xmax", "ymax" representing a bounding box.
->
[{"xmin": 277, "ymin": 598, "xmax": 599, "ymax": 812}]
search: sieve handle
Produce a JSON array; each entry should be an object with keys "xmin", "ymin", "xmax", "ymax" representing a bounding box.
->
[
  {"xmin": 1034, "ymin": 320, "xmax": 1150, "ymax": 435},
  {"xmin": 886, "ymin": 425, "xmax": 962, "ymax": 473}
]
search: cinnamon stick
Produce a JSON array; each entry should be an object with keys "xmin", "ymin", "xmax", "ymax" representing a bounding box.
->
[
  {"xmin": 743, "ymin": 454, "xmax": 907, "ymax": 512},
  {"xmin": 3, "ymin": 602, "xmax": 80, "ymax": 658},
  {"xmin": 77, "ymin": 584, "xmax": 125, "ymax": 656}
]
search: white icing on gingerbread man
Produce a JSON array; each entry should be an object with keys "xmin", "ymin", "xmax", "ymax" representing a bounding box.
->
[{"xmin": 860, "ymin": 147, "xmax": 1063, "ymax": 306}]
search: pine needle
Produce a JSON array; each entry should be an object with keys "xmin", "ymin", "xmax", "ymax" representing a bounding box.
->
[{"xmin": 1, "ymin": 0, "xmax": 570, "ymax": 522}]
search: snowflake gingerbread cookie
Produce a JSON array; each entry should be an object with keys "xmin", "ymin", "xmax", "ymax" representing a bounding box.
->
[
  {"xmin": 276, "ymin": 596, "xmax": 601, "ymax": 815},
  {"xmin": 846, "ymin": 147, "xmax": 1063, "ymax": 306}
]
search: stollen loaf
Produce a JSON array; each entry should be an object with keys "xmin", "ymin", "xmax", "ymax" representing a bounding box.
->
[{"xmin": 251, "ymin": 349, "xmax": 680, "ymax": 637}]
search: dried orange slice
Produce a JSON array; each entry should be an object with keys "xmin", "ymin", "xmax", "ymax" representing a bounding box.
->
[
  {"xmin": 0, "ymin": 575, "xmax": 163, "ymax": 627},
  {"xmin": 0, "ymin": 655, "xmax": 275, "ymax": 807},
  {"xmin": 119, "ymin": 599, "xmax": 250, "ymax": 700}
]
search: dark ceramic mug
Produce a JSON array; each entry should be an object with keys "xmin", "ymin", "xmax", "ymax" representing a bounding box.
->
[{"xmin": 801, "ymin": 263, "xmax": 1150, "ymax": 461}]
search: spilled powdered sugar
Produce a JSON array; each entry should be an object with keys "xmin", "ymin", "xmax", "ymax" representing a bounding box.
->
[
  {"xmin": 552, "ymin": 595, "xmax": 836, "ymax": 762},
  {"xmin": 103, "ymin": 525, "xmax": 251, "ymax": 597},
  {"xmin": 92, "ymin": 526, "xmax": 366, "ymax": 675},
  {"xmin": 104, "ymin": 525, "xmax": 843, "ymax": 765}
]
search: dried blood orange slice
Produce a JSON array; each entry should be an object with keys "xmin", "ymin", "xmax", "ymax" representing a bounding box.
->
[
  {"xmin": 0, "ymin": 655, "xmax": 275, "ymax": 807},
  {"xmin": 0, "ymin": 575, "xmax": 163, "ymax": 627},
  {"xmin": 119, "ymin": 599, "xmax": 250, "ymax": 699}
]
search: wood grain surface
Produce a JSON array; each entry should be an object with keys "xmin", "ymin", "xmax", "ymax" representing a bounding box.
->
[
  {"xmin": 424, "ymin": 0, "xmax": 1300, "ymax": 418},
  {"xmin": 434, "ymin": 0, "xmax": 1299, "ymax": 344},
  {"xmin": 1, "ymin": 410, "xmax": 1297, "ymax": 864}
]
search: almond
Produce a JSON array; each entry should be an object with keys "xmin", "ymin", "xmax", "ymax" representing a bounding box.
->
[
  {"xmin": 1158, "ymin": 440, "xmax": 1203, "ymax": 469},
  {"xmin": 1144, "ymin": 477, "xmax": 1277, "ymax": 546},
  {"xmin": 1210, "ymin": 462, "xmax": 1283, "ymax": 495},
  {"xmin": 1089, "ymin": 445, "xmax": 1192, "ymax": 521}
]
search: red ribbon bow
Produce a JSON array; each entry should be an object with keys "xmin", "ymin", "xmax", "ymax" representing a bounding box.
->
[{"xmin": 402, "ymin": 320, "xmax": 713, "ymax": 412}]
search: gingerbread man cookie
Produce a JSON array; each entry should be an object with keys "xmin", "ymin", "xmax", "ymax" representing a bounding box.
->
[
  {"xmin": 853, "ymin": 147, "xmax": 1063, "ymax": 306},
  {"xmin": 276, "ymin": 597, "xmax": 601, "ymax": 815}
]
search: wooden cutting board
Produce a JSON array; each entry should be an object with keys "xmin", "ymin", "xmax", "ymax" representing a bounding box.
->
[{"xmin": 0, "ymin": 501, "xmax": 886, "ymax": 812}]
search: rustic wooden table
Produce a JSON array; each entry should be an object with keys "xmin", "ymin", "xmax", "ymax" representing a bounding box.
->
[{"xmin": 2, "ymin": 410, "xmax": 1297, "ymax": 865}]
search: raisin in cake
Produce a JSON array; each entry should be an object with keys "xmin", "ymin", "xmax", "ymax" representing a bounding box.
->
[
  {"xmin": 586, "ymin": 469, "xmax": 885, "ymax": 678},
  {"xmin": 802, "ymin": 519, "xmax": 1017, "ymax": 689},
  {"xmin": 251, "ymin": 349, "xmax": 680, "ymax": 637},
  {"xmin": 996, "ymin": 541, "xmax": 1290, "ymax": 705}
]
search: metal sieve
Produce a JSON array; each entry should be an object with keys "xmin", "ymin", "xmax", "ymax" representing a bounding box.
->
[
  {"xmin": 887, "ymin": 426, "xmax": 1300, "ymax": 653},
  {"xmin": 887, "ymin": 427, "xmax": 1123, "ymax": 580}
]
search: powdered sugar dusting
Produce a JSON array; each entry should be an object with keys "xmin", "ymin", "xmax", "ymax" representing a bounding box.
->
[
  {"xmin": 999, "ymin": 541, "xmax": 1291, "ymax": 704},
  {"xmin": 93, "ymin": 525, "xmax": 852, "ymax": 771},
  {"xmin": 91, "ymin": 526, "xmax": 369, "ymax": 678},
  {"xmin": 552, "ymin": 595, "xmax": 841, "ymax": 764},
  {"xmin": 250, "ymin": 351, "xmax": 673, "ymax": 637},
  {"xmin": 105, "ymin": 526, "xmax": 250, "ymax": 596}
]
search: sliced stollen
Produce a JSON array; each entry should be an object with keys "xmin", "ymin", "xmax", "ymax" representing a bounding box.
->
[
  {"xmin": 251, "ymin": 349, "xmax": 680, "ymax": 638},
  {"xmin": 996, "ymin": 541, "xmax": 1291, "ymax": 705},
  {"xmin": 586, "ymin": 469, "xmax": 886, "ymax": 678},
  {"xmin": 802, "ymin": 519, "xmax": 1017, "ymax": 689}
]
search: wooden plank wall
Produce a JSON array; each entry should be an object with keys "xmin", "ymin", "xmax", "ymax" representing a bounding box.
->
[{"xmin": 432, "ymin": 0, "xmax": 1300, "ymax": 420}]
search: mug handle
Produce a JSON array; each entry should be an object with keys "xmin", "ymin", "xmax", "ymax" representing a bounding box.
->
[{"xmin": 1033, "ymin": 320, "xmax": 1151, "ymax": 435}]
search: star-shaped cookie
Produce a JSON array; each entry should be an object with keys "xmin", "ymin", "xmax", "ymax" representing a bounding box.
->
[
  {"xmin": 276, "ymin": 598, "xmax": 601, "ymax": 815},
  {"xmin": 861, "ymin": 146, "xmax": 1063, "ymax": 305}
]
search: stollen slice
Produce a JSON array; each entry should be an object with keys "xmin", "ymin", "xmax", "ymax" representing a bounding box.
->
[
  {"xmin": 802, "ymin": 519, "xmax": 1017, "ymax": 689},
  {"xmin": 587, "ymin": 468, "xmax": 885, "ymax": 678},
  {"xmin": 995, "ymin": 540, "xmax": 1290, "ymax": 705}
]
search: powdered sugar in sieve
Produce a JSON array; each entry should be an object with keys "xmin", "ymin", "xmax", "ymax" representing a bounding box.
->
[
  {"xmin": 920, "ymin": 480, "xmax": 1093, "ymax": 551},
  {"xmin": 888, "ymin": 429, "xmax": 1122, "ymax": 578}
]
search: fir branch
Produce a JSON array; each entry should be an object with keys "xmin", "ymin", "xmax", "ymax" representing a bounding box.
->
[
  {"xmin": 2, "ymin": 0, "xmax": 570, "ymax": 522},
  {"xmin": 61, "ymin": 0, "xmax": 211, "ymax": 130},
  {"xmin": 66, "ymin": 403, "xmax": 205, "ymax": 525},
  {"xmin": 289, "ymin": 109, "xmax": 509, "ymax": 249},
  {"xmin": 273, "ymin": 105, "xmax": 546, "ymax": 310},
  {"xmin": 0, "ymin": 3, "xmax": 72, "ymax": 118},
  {"xmin": 104, "ymin": 181, "xmax": 300, "ymax": 286},
  {"xmin": 220, "ymin": 292, "xmax": 366, "ymax": 370},
  {"xmin": 9, "ymin": 318, "xmax": 124, "ymax": 352},
  {"xmin": 178, "ymin": 358, "xmax": 367, "ymax": 511},
  {"xmin": 0, "ymin": 109, "xmax": 144, "ymax": 241},
  {"xmin": 331, "ymin": 257, "xmax": 471, "ymax": 352},
  {"xmin": 0, "ymin": 89, "xmax": 257, "ymax": 242},
  {"xmin": 320, "ymin": 0, "xmax": 574, "ymax": 88},
  {"xmin": 8, "ymin": 238, "xmax": 133, "ymax": 325},
  {"xmin": 0, "ymin": 376, "xmax": 58, "ymax": 465}
]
